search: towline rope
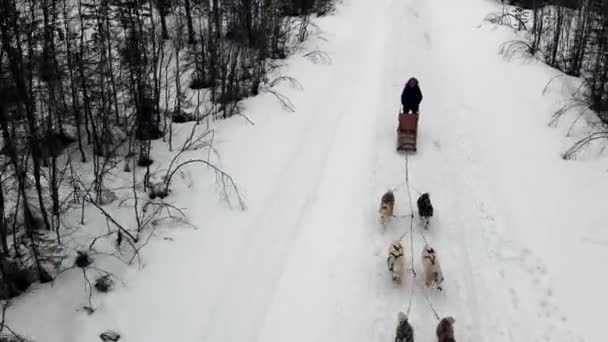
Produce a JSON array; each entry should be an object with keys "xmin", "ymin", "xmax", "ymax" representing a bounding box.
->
[
  {"xmin": 404, "ymin": 152, "xmax": 416, "ymax": 272},
  {"xmin": 400, "ymin": 151, "xmax": 442, "ymax": 322},
  {"xmin": 421, "ymin": 287, "xmax": 441, "ymax": 321}
]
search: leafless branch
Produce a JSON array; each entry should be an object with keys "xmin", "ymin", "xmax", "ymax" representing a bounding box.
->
[
  {"xmin": 303, "ymin": 50, "xmax": 332, "ymax": 65},
  {"xmin": 485, "ymin": 12, "xmax": 528, "ymax": 30},
  {"xmin": 562, "ymin": 131, "xmax": 608, "ymax": 160},
  {"xmin": 260, "ymin": 87, "xmax": 296, "ymax": 112},
  {"xmin": 549, "ymin": 98, "xmax": 590, "ymax": 127},
  {"xmin": 82, "ymin": 191, "xmax": 139, "ymax": 244},
  {"xmin": 236, "ymin": 113, "xmax": 256, "ymax": 126},
  {"xmin": 499, "ymin": 40, "xmax": 537, "ymax": 61},
  {"xmin": 165, "ymin": 159, "xmax": 246, "ymax": 210},
  {"xmin": 269, "ymin": 76, "xmax": 303, "ymax": 90}
]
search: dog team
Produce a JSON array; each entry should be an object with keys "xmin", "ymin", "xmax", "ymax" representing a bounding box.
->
[{"xmin": 379, "ymin": 190, "xmax": 456, "ymax": 342}]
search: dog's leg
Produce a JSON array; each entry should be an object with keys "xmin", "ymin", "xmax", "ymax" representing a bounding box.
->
[
  {"xmin": 381, "ymin": 215, "xmax": 389, "ymax": 228},
  {"xmin": 418, "ymin": 215, "xmax": 425, "ymax": 227},
  {"xmin": 392, "ymin": 273, "xmax": 401, "ymax": 284},
  {"xmin": 424, "ymin": 275, "xmax": 433, "ymax": 288}
]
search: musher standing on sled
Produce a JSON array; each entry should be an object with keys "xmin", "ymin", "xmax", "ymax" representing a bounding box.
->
[{"xmin": 401, "ymin": 77, "xmax": 423, "ymax": 114}]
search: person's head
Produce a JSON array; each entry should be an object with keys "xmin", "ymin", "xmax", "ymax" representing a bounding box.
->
[{"xmin": 407, "ymin": 77, "xmax": 418, "ymax": 88}]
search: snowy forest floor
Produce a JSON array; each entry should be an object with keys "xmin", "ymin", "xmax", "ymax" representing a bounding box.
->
[{"xmin": 6, "ymin": 0, "xmax": 608, "ymax": 341}]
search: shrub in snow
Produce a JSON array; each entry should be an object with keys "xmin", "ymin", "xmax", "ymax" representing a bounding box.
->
[
  {"xmin": 0, "ymin": 259, "xmax": 34, "ymax": 300},
  {"xmin": 172, "ymin": 110, "xmax": 195, "ymax": 123},
  {"xmin": 136, "ymin": 124, "xmax": 164, "ymax": 141},
  {"xmin": 0, "ymin": 128, "xmax": 75, "ymax": 164},
  {"xmin": 189, "ymin": 75, "xmax": 216, "ymax": 90},
  {"xmin": 214, "ymin": 89, "xmax": 248, "ymax": 105},
  {"xmin": 99, "ymin": 331, "xmax": 121, "ymax": 342},
  {"xmin": 37, "ymin": 131, "xmax": 77, "ymax": 163},
  {"xmin": 75, "ymin": 251, "xmax": 93, "ymax": 268},
  {"xmin": 148, "ymin": 181, "xmax": 169, "ymax": 200},
  {"xmin": 135, "ymin": 98, "xmax": 163, "ymax": 141},
  {"xmin": 137, "ymin": 155, "xmax": 154, "ymax": 167},
  {"xmin": 0, "ymin": 244, "xmax": 60, "ymax": 299},
  {"xmin": 94, "ymin": 275, "xmax": 114, "ymax": 293}
]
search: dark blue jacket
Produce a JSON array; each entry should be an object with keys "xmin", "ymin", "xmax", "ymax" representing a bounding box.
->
[{"xmin": 401, "ymin": 85, "xmax": 423, "ymax": 108}]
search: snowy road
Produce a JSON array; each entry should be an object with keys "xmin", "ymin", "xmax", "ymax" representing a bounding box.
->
[{"xmin": 9, "ymin": 0, "xmax": 608, "ymax": 341}]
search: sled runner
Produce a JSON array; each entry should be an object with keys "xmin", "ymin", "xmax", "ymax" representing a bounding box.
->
[{"xmin": 397, "ymin": 111, "xmax": 419, "ymax": 152}]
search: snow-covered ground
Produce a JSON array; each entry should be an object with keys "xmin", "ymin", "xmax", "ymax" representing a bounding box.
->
[{"xmin": 6, "ymin": 0, "xmax": 608, "ymax": 341}]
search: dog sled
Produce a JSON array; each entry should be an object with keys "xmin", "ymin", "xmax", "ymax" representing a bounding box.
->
[{"xmin": 397, "ymin": 110, "xmax": 419, "ymax": 152}]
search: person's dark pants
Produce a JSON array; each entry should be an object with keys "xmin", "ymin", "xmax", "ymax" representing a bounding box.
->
[{"xmin": 402, "ymin": 104, "xmax": 419, "ymax": 113}]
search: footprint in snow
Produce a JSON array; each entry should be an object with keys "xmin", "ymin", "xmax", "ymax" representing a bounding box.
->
[
  {"xmin": 424, "ymin": 32, "xmax": 432, "ymax": 48},
  {"xmin": 408, "ymin": 7, "xmax": 419, "ymax": 18},
  {"xmin": 582, "ymin": 236, "xmax": 608, "ymax": 249},
  {"xmin": 509, "ymin": 287, "xmax": 519, "ymax": 309}
]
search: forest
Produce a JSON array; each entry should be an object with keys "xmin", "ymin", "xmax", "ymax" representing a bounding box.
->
[
  {"xmin": 0, "ymin": 0, "xmax": 333, "ymax": 314},
  {"xmin": 498, "ymin": 0, "xmax": 608, "ymax": 149}
]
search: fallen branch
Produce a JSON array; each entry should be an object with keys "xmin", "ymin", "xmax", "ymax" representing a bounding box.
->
[
  {"xmin": 260, "ymin": 86, "xmax": 296, "ymax": 112},
  {"xmin": 81, "ymin": 268, "xmax": 95, "ymax": 314},
  {"xmin": 83, "ymin": 192, "xmax": 138, "ymax": 243},
  {"xmin": 88, "ymin": 231, "xmax": 117, "ymax": 250}
]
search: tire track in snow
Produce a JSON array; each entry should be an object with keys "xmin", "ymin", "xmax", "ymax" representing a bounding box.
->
[
  {"xmin": 436, "ymin": 20, "xmax": 584, "ymax": 337},
  {"xmin": 369, "ymin": 0, "xmax": 497, "ymax": 340},
  {"xmin": 198, "ymin": 2, "xmax": 393, "ymax": 341},
  {"xmin": 440, "ymin": 63, "xmax": 582, "ymax": 342},
  {"xmin": 406, "ymin": 0, "xmax": 528, "ymax": 339},
  {"xmin": 255, "ymin": 1, "xmax": 394, "ymax": 336},
  {"xmin": 200, "ymin": 73, "xmax": 355, "ymax": 342},
  {"xmin": 451, "ymin": 121, "xmax": 581, "ymax": 342},
  {"xmin": 370, "ymin": 0, "xmax": 435, "ymax": 340},
  {"xmin": 440, "ymin": 134, "xmax": 506, "ymax": 341}
]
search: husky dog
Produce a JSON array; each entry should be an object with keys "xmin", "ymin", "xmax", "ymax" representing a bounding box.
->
[
  {"xmin": 421, "ymin": 245, "xmax": 444, "ymax": 291},
  {"xmin": 416, "ymin": 193, "xmax": 433, "ymax": 228},
  {"xmin": 395, "ymin": 312, "xmax": 414, "ymax": 342},
  {"xmin": 379, "ymin": 190, "xmax": 396, "ymax": 225},
  {"xmin": 436, "ymin": 316, "xmax": 456, "ymax": 342},
  {"xmin": 387, "ymin": 240, "xmax": 405, "ymax": 283}
]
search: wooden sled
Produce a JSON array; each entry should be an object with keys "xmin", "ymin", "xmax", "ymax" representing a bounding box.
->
[{"xmin": 397, "ymin": 111, "xmax": 419, "ymax": 152}]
